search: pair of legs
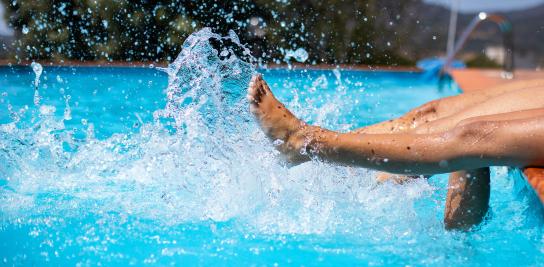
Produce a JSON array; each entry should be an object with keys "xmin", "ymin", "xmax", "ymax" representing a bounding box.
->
[
  {"xmin": 352, "ymin": 79, "xmax": 544, "ymax": 229},
  {"xmin": 247, "ymin": 75, "xmax": 544, "ymax": 229}
]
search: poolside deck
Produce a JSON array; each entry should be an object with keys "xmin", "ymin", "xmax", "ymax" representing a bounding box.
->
[{"xmin": 450, "ymin": 69, "xmax": 544, "ymax": 204}]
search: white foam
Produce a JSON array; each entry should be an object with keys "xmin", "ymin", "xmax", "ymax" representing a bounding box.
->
[{"xmin": 0, "ymin": 28, "xmax": 437, "ymax": 236}]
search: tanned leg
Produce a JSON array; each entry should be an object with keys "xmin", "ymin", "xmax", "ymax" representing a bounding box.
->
[
  {"xmin": 354, "ymin": 79, "xmax": 544, "ymax": 134},
  {"xmin": 444, "ymin": 168, "xmax": 490, "ymax": 230},
  {"xmin": 248, "ymin": 75, "xmax": 543, "ymax": 230},
  {"xmin": 378, "ymin": 85, "xmax": 544, "ymax": 230},
  {"xmin": 247, "ymin": 74, "xmax": 313, "ymax": 163},
  {"xmin": 307, "ymin": 115, "xmax": 544, "ymax": 174},
  {"xmin": 247, "ymin": 74, "xmax": 544, "ymax": 174},
  {"xmin": 355, "ymin": 85, "xmax": 542, "ymax": 230},
  {"xmin": 414, "ymin": 87, "xmax": 544, "ymax": 134},
  {"xmin": 354, "ymin": 79, "xmax": 543, "ymax": 231}
]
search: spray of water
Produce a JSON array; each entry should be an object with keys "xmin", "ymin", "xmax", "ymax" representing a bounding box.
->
[
  {"xmin": 31, "ymin": 62, "xmax": 42, "ymax": 106},
  {"xmin": 1, "ymin": 28, "xmax": 542, "ymax": 266},
  {"xmin": 284, "ymin": 48, "xmax": 309, "ymax": 63},
  {"xmin": 0, "ymin": 28, "xmax": 451, "ymax": 236}
]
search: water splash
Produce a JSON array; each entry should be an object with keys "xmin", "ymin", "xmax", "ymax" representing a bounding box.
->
[
  {"xmin": 0, "ymin": 28, "xmax": 392, "ymax": 234},
  {"xmin": 284, "ymin": 48, "xmax": 309, "ymax": 63},
  {"xmin": 1, "ymin": 29, "xmax": 541, "ymax": 265},
  {"xmin": 156, "ymin": 27, "xmax": 255, "ymax": 132},
  {"xmin": 63, "ymin": 95, "xmax": 72, "ymax": 121},
  {"xmin": 31, "ymin": 62, "xmax": 42, "ymax": 106}
]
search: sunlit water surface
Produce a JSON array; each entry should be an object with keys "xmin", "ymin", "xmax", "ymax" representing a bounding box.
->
[{"xmin": 0, "ymin": 30, "xmax": 543, "ymax": 266}]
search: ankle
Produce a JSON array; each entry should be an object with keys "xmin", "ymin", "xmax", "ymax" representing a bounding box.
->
[{"xmin": 290, "ymin": 125, "xmax": 328, "ymax": 154}]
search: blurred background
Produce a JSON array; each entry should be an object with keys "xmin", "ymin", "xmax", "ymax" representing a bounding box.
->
[{"xmin": 0, "ymin": 0, "xmax": 542, "ymax": 68}]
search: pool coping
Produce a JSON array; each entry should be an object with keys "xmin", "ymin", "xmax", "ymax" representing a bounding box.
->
[{"xmin": 449, "ymin": 69, "xmax": 544, "ymax": 204}]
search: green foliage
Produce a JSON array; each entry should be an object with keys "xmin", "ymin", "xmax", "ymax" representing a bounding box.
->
[
  {"xmin": 1, "ymin": 0, "xmax": 416, "ymax": 65},
  {"xmin": 465, "ymin": 53, "xmax": 502, "ymax": 68}
]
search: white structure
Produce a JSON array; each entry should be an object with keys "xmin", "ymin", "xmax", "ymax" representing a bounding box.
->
[{"xmin": 446, "ymin": 0, "xmax": 459, "ymax": 56}]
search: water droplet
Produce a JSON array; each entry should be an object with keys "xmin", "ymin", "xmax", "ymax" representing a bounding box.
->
[
  {"xmin": 284, "ymin": 48, "xmax": 308, "ymax": 63},
  {"xmin": 31, "ymin": 62, "xmax": 43, "ymax": 106},
  {"xmin": 39, "ymin": 105, "xmax": 56, "ymax": 115},
  {"xmin": 273, "ymin": 139, "xmax": 284, "ymax": 146},
  {"xmin": 250, "ymin": 17, "xmax": 259, "ymax": 26}
]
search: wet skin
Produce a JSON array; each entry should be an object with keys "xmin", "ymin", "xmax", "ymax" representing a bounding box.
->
[
  {"xmin": 248, "ymin": 74, "xmax": 544, "ymax": 174},
  {"xmin": 248, "ymin": 74, "xmax": 544, "ymax": 229}
]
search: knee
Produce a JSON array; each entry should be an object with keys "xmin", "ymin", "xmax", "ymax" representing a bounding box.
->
[
  {"xmin": 451, "ymin": 120, "xmax": 498, "ymax": 144},
  {"xmin": 440, "ymin": 120, "xmax": 500, "ymax": 159},
  {"xmin": 413, "ymin": 100, "xmax": 440, "ymax": 119}
]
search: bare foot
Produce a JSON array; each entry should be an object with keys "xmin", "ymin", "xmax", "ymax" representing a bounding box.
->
[{"xmin": 247, "ymin": 74, "xmax": 315, "ymax": 163}]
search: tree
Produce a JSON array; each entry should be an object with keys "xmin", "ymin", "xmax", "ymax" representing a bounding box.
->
[{"xmin": 1, "ymin": 0, "xmax": 415, "ymax": 66}]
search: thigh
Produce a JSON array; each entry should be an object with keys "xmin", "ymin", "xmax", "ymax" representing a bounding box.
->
[
  {"xmin": 414, "ymin": 87, "xmax": 544, "ymax": 134},
  {"xmin": 354, "ymin": 80, "xmax": 544, "ymax": 135},
  {"xmin": 451, "ymin": 113, "xmax": 544, "ymax": 168},
  {"xmin": 423, "ymin": 79, "xmax": 544, "ymax": 120}
]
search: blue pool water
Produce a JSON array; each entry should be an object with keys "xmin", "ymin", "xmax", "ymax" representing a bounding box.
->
[{"xmin": 1, "ymin": 30, "xmax": 543, "ymax": 266}]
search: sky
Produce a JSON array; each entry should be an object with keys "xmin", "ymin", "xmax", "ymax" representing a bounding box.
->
[{"xmin": 424, "ymin": 0, "xmax": 544, "ymax": 12}]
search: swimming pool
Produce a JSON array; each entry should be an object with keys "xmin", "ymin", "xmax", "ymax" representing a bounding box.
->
[{"xmin": 0, "ymin": 33, "xmax": 543, "ymax": 266}]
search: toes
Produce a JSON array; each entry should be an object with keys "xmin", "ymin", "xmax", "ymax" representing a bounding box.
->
[
  {"xmin": 248, "ymin": 75, "xmax": 258, "ymax": 93},
  {"xmin": 247, "ymin": 75, "xmax": 261, "ymax": 104},
  {"xmin": 246, "ymin": 94, "xmax": 258, "ymax": 105},
  {"xmin": 260, "ymin": 79, "xmax": 272, "ymax": 95},
  {"xmin": 254, "ymin": 74, "xmax": 272, "ymax": 95},
  {"xmin": 254, "ymin": 75, "xmax": 267, "ymax": 96},
  {"xmin": 253, "ymin": 92, "xmax": 262, "ymax": 104},
  {"xmin": 257, "ymin": 85, "xmax": 266, "ymax": 97},
  {"xmin": 247, "ymin": 74, "xmax": 267, "ymax": 105},
  {"xmin": 253, "ymin": 73, "xmax": 263, "ymax": 82}
]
